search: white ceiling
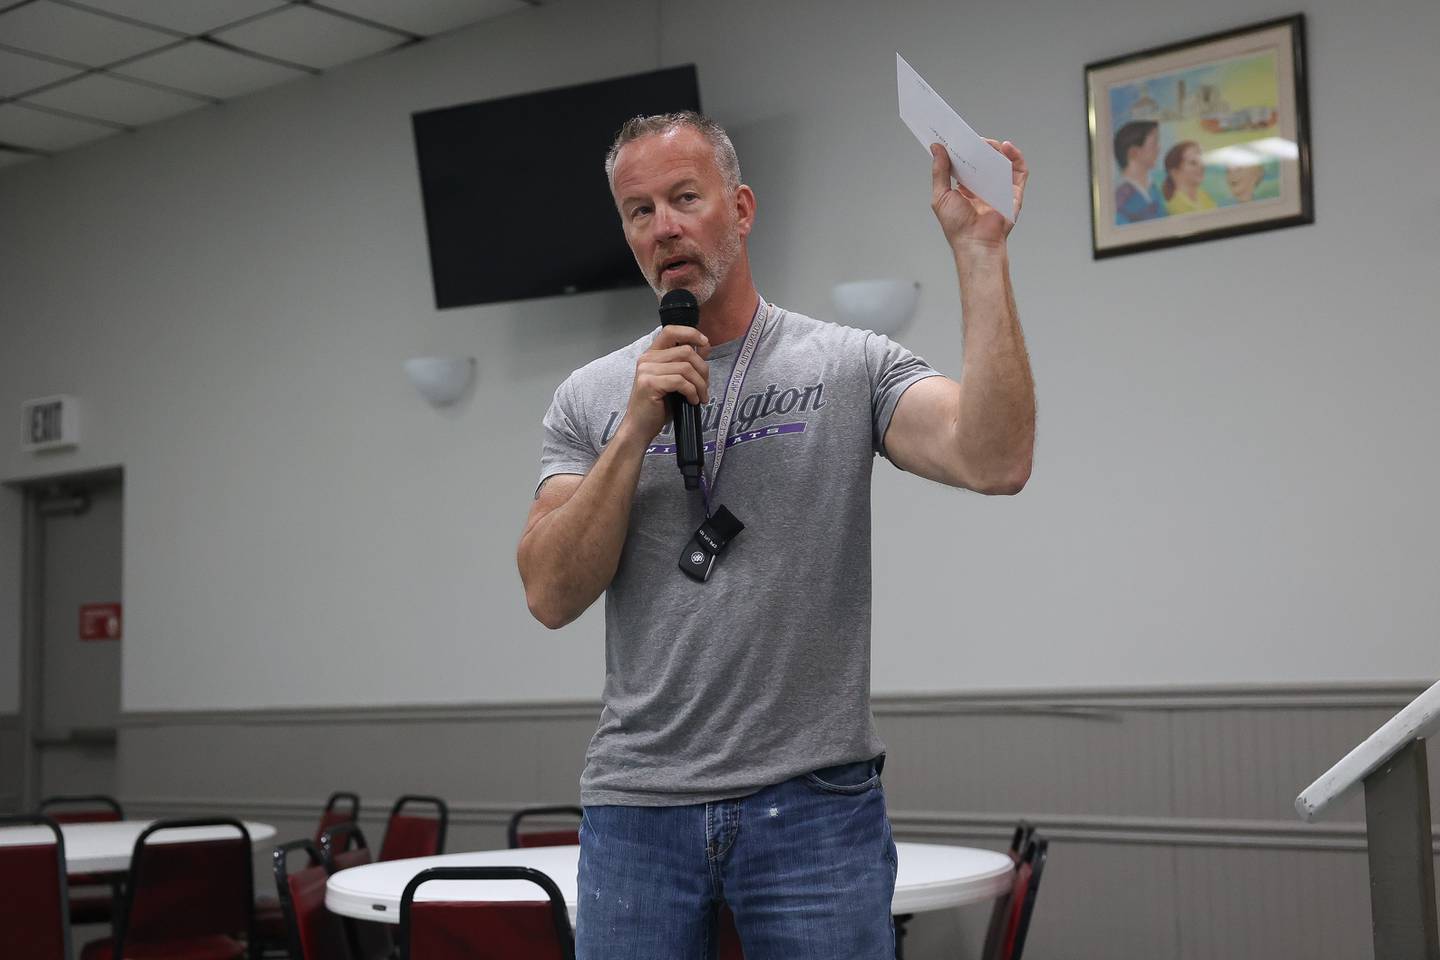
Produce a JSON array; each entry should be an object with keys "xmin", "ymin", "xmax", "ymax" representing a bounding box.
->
[{"xmin": 0, "ymin": 0, "xmax": 536, "ymax": 169}]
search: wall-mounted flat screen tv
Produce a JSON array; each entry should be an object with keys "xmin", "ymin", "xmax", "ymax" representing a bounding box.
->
[{"xmin": 412, "ymin": 65, "xmax": 702, "ymax": 309}]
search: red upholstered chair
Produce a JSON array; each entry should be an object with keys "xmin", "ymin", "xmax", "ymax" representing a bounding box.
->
[
  {"xmin": 984, "ymin": 835, "xmax": 1049, "ymax": 960},
  {"xmin": 319, "ymin": 821, "xmax": 372, "ymax": 875},
  {"xmin": 38, "ymin": 793, "xmax": 125, "ymax": 825},
  {"xmin": 378, "ymin": 795, "xmax": 448, "ymax": 862},
  {"xmin": 398, "ymin": 865, "xmax": 574, "ymax": 960},
  {"xmin": 0, "ymin": 814, "xmax": 73, "ymax": 960},
  {"xmin": 506, "ymin": 805, "xmax": 583, "ymax": 849},
  {"xmin": 319, "ymin": 822, "xmax": 392, "ymax": 960},
  {"xmin": 272, "ymin": 839, "xmax": 349, "ymax": 960},
  {"xmin": 978, "ymin": 821, "xmax": 1037, "ymax": 960},
  {"xmin": 80, "ymin": 817, "xmax": 257, "ymax": 960},
  {"xmin": 255, "ymin": 792, "xmax": 361, "ymax": 950},
  {"xmin": 39, "ymin": 794, "xmax": 125, "ymax": 927},
  {"xmin": 312, "ymin": 792, "xmax": 361, "ymax": 846}
]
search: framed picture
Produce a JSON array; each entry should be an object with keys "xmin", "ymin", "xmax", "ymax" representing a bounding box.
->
[{"xmin": 1086, "ymin": 14, "xmax": 1313, "ymax": 258}]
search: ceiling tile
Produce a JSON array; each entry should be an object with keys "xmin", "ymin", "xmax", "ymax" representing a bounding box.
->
[
  {"xmin": 0, "ymin": 147, "xmax": 41, "ymax": 169},
  {"xmin": 0, "ymin": 0, "xmax": 175, "ymax": 67},
  {"xmin": 213, "ymin": 5, "xmax": 405, "ymax": 71},
  {"xmin": 0, "ymin": 45, "xmax": 83, "ymax": 98},
  {"xmin": 315, "ymin": 0, "xmax": 526, "ymax": 37},
  {"xmin": 23, "ymin": 72, "xmax": 207, "ymax": 125},
  {"xmin": 112, "ymin": 39, "xmax": 306, "ymax": 99},
  {"xmin": 0, "ymin": 101, "xmax": 119, "ymax": 150},
  {"xmin": 67, "ymin": 0, "xmax": 288, "ymax": 36}
]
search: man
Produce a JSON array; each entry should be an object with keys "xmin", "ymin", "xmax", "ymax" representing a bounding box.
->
[
  {"xmin": 1113, "ymin": 119, "xmax": 1164, "ymax": 223},
  {"xmin": 517, "ymin": 111, "xmax": 1034, "ymax": 959}
]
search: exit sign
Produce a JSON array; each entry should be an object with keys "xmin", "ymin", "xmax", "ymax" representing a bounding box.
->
[
  {"xmin": 21, "ymin": 395, "xmax": 79, "ymax": 452},
  {"xmin": 80, "ymin": 602, "xmax": 122, "ymax": 641}
]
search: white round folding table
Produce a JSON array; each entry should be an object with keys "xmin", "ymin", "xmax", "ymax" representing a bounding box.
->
[
  {"xmin": 0, "ymin": 820, "xmax": 278, "ymax": 873},
  {"xmin": 327, "ymin": 842, "xmax": 1012, "ymax": 924}
]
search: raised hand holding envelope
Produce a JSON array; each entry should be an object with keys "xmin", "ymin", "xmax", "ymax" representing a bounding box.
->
[
  {"xmin": 896, "ymin": 53, "xmax": 1027, "ymax": 240},
  {"xmin": 929, "ymin": 137, "xmax": 1028, "ymax": 250},
  {"xmin": 871, "ymin": 52, "xmax": 1035, "ymax": 503}
]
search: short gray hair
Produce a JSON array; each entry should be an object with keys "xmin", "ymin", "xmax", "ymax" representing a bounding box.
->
[{"xmin": 604, "ymin": 111, "xmax": 741, "ymax": 193}]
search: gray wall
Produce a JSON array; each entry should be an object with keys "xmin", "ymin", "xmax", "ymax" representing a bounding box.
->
[{"xmin": 1, "ymin": 0, "xmax": 1437, "ymax": 710}]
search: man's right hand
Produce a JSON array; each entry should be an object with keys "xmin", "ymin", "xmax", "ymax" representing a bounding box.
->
[
  {"xmin": 621, "ymin": 325, "xmax": 711, "ymax": 443},
  {"xmin": 519, "ymin": 326, "xmax": 710, "ymax": 629}
]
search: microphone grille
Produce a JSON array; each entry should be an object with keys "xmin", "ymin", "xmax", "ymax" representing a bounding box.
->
[{"xmin": 659, "ymin": 289, "xmax": 700, "ymax": 328}]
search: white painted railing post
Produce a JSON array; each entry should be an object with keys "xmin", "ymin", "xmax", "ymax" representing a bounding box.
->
[
  {"xmin": 1297, "ymin": 679, "xmax": 1440, "ymax": 960},
  {"xmin": 1365, "ymin": 739, "xmax": 1438, "ymax": 958}
]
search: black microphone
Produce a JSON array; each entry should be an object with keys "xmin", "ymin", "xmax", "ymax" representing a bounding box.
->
[{"xmin": 659, "ymin": 289, "xmax": 704, "ymax": 490}]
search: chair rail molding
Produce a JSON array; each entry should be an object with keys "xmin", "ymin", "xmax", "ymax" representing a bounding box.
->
[{"xmin": 117, "ymin": 681, "xmax": 1432, "ymax": 728}]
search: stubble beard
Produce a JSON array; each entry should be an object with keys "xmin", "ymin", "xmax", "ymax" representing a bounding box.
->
[{"xmin": 644, "ymin": 223, "xmax": 743, "ymax": 306}]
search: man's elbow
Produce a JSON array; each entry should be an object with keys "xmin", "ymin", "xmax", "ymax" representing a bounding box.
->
[
  {"xmin": 526, "ymin": 588, "xmax": 574, "ymax": 630},
  {"xmin": 518, "ymin": 542, "xmax": 570, "ymax": 629},
  {"xmin": 519, "ymin": 560, "xmax": 575, "ymax": 630},
  {"xmin": 983, "ymin": 471, "xmax": 1029, "ymax": 496},
  {"xmin": 968, "ymin": 457, "xmax": 1031, "ymax": 496}
]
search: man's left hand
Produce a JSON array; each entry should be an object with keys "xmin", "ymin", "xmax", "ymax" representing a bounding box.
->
[{"xmin": 930, "ymin": 139, "xmax": 1028, "ymax": 250}]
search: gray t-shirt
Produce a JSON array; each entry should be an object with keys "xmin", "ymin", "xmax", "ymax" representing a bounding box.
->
[{"xmin": 537, "ymin": 303, "xmax": 941, "ymax": 806}]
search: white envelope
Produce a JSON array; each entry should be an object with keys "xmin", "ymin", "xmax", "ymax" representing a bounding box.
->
[{"xmin": 896, "ymin": 53, "xmax": 1014, "ymax": 222}]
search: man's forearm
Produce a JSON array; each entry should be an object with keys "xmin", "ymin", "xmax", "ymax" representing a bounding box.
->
[
  {"xmin": 519, "ymin": 425, "xmax": 648, "ymax": 629},
  {"xmin": 952, "ymin": 242, "xmax": 1035, "ymax": 492}
]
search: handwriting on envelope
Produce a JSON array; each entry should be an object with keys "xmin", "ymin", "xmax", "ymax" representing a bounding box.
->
[{"xmin": 896, "ymin": 53, "xmax": 1014, "ymax": 222}]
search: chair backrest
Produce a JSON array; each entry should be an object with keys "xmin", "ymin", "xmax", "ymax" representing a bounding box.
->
[
  {"xmin": 981, "ymin": 820, "xmax": 1037, "ymax": 959},
  {"xmin": 313, "ymin": 792, "xmax": 361, "ymax": 847},
  {"xmin": 398, "ymin": 866, "xmax": 574, "ymax": 960},
  {"xmin": 506, "ymin": 805, "xmax": 583, "ymax": 849},
  {"xmin": 117, "ymin": 818, "xmax": 254, "ymax": 953},
  {"xmin": 997, "ymin": 837, "xmax": 1049, "ymax": 960},
  {"xmin": 1007, "ymin": 821, "xmax": 1035, "ymax": 862},
  {"xmin": 319, "ymin": 821, "xmax": 372, "ymax": 874},
  {"xmin": 379, "ymin": 795, "xmax": 448, "ymax": 862},
  {"xmin": 274, "ymin": 839, "xmax": 349, "ymax": 960},
  {"xmin": 318, "ymin": 822, "xmax": 393, "ymax": 960},
  {"xmin": 38, "ymin": 794, "xmax": 124, "ymax": 824},
  {"xmin": 0, "ymin": 815, "xmax": 72, "ymax": 960}
]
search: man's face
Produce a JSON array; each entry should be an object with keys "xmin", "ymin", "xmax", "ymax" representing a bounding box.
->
[
  {"xmin": 1135, "ymin": 129, "xmax": 1160, "ymax": 170},
  {"xmin": 610, "ymin": 128, "xmax": 751, "ymax": 304}
]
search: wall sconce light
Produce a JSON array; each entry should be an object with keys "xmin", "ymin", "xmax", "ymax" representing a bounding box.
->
[
  {"xmin": 830, "ymin": 279, "xmax": 921, "ymax": 337},
  {"xmin": 404, "ymin": 356, "xmax": 475, "ymax": 408}
]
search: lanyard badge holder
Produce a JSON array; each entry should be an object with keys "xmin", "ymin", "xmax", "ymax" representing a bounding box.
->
[
  {"xmin": 678, "ymin": 300, "xmax": 767, "ymax": 582},
  {"xmin": 679, "ymin": 505, "xmax": 744, "ymax": 582}
]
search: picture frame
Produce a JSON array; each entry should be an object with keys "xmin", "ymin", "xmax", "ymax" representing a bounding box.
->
[{"xmin": 1085, "ymin": 14, "xmax": 1313, "ymax": 259}]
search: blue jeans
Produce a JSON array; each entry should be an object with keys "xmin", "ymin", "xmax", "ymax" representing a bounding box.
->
[{"xmin": 576, "ymin": 756, "xmax": 898, "ymax": 960}]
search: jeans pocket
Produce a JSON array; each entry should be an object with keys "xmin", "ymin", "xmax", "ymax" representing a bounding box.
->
[{"xmin": 804, "ymin": 755, "xmax": 884, "ymax": 795}]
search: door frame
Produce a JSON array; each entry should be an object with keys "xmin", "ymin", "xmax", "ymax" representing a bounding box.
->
[{"xmin": 9, "ymin": 465, "xmax": 124, "ymax": 810}]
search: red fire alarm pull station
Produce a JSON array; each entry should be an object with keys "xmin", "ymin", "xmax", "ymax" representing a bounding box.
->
[{"xmin": 79, "ymin": 602, "xmax": 122, "ymax": 641}]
